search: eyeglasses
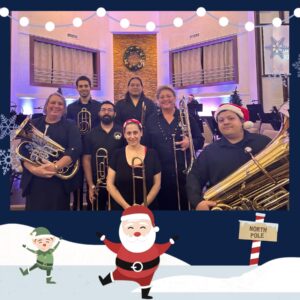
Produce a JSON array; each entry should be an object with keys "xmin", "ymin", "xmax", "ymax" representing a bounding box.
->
[{"xmin": 100, "ymin": 108, "xmax": 114, "ymax": 113}]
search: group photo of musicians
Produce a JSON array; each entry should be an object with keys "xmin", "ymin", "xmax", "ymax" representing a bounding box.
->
[{"xmin": 9, "ymin": 10, "xmax": 289, "ymax": 211}]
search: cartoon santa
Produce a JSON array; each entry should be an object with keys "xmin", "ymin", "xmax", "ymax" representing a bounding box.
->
[{"xmin": 96, "ymin": 205, "xmax": 178, "ymax": 299}]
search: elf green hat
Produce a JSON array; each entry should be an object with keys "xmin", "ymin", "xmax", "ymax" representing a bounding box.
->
[{"xmin": 30, "ymin": 227, "xmax": 53, "ymax": 239}]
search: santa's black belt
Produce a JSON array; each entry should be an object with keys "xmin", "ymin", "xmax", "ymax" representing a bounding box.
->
[{"xmin": 116, "ymin": 257, "xmax": 160, "ymax": 272}]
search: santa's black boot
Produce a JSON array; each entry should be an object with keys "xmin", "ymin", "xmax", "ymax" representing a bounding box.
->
[
  {"xmin": 141, "ymin": 287, "xmax": 153, "ymax": 299},
  {"xmin": 98, "ymin": 273, "xmax": 112, "ymax": 286}
]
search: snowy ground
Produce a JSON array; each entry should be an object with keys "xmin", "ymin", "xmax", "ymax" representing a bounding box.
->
[{"xmin": 1, "ymin": 224, "xmax": 300, "ymax": 299}]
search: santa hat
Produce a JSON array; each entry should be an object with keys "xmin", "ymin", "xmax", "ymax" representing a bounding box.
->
[
  {"xmin": 121, "ymin": 206, "xmax": 159, "ymax": 232},
  {"xmin": 30, "ymin": 227, "xmax": 53, "ymax": 239},
  {"xmin": 214, "ymin": 103, "xmax": 254, "ymax": 129}
]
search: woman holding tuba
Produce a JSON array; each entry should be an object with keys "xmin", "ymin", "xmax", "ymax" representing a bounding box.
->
[
  {"xmin": 143, "ymin": 86, "xmax": 204, "ymax": 210},
  {"xmin": 186, "ymin": 104, "xmax": 272, "ymax": 211},
  {"xmin": 20, "ymin": 92, "xmax": 82, "ymax": 210},
  {"xmin": 106, "ymin": 119, "xmax": 161, "ymax": 209}
]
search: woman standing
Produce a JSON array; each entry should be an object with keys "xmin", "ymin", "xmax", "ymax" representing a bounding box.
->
[
  {"xmin": 20, "ymin": 92, "xmax": 81, "ymax": 210},
  {"xmin": 144, "ymin": 86, "xmax": 204, "ymax": 210},
  {"xmin": 115, "ymin": 77, "xmax": 157, "ymax": 127},
  {"xmin": 106, "ymin": 119, "xmax": 161, "ymax": 209}
]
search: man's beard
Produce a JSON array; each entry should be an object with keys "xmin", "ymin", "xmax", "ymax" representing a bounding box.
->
[
  {"xmin": 100, "ymin": 115, "xmax": 114, "ymax": 125},
  {"xmin": 119, "ymin": 225, "xmax": 156, "ymax": 253}
]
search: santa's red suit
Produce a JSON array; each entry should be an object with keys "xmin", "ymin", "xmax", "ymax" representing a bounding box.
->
[{"xmin": 103, "ymin": 238, "xmax": 171, "ymax": 287}]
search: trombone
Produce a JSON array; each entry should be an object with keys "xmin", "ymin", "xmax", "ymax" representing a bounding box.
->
[
  {"xmin": 131, "ymin": 157, "xmax": 148, "ymax": 207},
  {"xmin": 93, "ymin": 148, "xmax": 111, "ymax": 211},
  {"xmin": 172, "ymin": 96, "xmax": 196, "ymax": 210},
  {"xmin": 77, "ymin": 108, "xmax": 91, "ymax": 134}
]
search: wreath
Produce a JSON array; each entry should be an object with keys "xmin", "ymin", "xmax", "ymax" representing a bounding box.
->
[{"xmin": 123, "ymin": 46, "xmax": 146, "ymax": 72}]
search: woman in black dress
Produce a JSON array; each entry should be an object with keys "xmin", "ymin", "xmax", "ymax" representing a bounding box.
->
[
  {"xmin": 20, "ymin": 92, "xmax": 81, "ymax": 210},
  {"xmin": 106, "ymin": 119, "xmax": 161, "ymax": 210}
]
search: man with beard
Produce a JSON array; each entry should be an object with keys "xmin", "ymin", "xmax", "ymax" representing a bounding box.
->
[
  {"xmin": 67, "ymin": 75, "xmax": 101, "ymax": 210},
  {"xmin": 83, "ymin": 101, "xmax": 125, "ymax": 210},
  {"xmin": 96, "ymin": 205, "xmax": 178, "ymax": 299}
]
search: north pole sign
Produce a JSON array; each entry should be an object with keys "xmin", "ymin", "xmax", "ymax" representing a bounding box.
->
[{"xmin": 239, "ymin": 220, "xmax": 278, "ymax": 242}]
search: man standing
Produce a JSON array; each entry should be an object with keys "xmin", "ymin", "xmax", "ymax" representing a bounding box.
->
[
  {"xmin": 19, "ymin": 227, "xmax": 61, "ymax": 284},
  {"xmin": 67, "ymin": 75, "xmax": 101, "ymax": 210},
  {"xmin": 96, "ymin": 205, "xmax": 178, "ymax": 299},
  {"xmin": 82, "ymin": 101, "xmax": 125, "ymax": 210}
]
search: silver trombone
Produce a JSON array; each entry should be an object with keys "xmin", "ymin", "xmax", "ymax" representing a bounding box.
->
[
  {"xmin": 172, "ymin": 96, "xmax": 196, "ymax": 210},
  {"xmin": 93, "ymin": 148, "xmax": 111, "ymax": 211},
  {"xmin": 77, "ymin": 108, "xmax": 91, "ymax": 134},
  {"xmin": 140, "ymin": 102, "xmax": 146, "ymax": 128},
  {"xmin": 131, "ymin": 157, "xmax": 148, "ymax": 207}
]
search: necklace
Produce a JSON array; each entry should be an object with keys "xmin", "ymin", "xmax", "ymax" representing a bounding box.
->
[{"xmin": 157, "ymin": 110, "xmax": 181, "ymax": 142}]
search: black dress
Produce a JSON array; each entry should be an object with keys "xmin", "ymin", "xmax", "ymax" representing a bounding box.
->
[
  {"xmin": 109, "ymin": 147, "xmax": 161, "ymax": 210},
  {"xmin": 20, "ymin": 116, "xmax": 82, "ymax": 210},
  {"xmin": 144, "ymin": 109, "xmax": 204, "ymax": 210}
]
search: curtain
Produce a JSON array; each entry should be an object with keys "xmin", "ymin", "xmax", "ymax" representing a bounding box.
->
[{"xmin": 33, "ymin": 42, "xmax": 52, "ymax": 83}]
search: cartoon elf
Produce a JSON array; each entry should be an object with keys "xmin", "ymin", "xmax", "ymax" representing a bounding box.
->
[{"xmin": 19, "ymin": 227, "xmax": 61, "ymax": 284}]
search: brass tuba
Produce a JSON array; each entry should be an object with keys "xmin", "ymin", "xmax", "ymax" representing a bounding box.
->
[
  {"xmin": 94, "ymin": 148, "xmax": 111, "ymax": 211},
  {"xmin": 14, "ymin": 116, "xmax": 79, "ymax": 180},
  {"xmin": 77, "ymin": 107, "xmax": 91, "ymax": 134},
  {"xmin": 203, "ymin": 103, "xmax": 289, "ymax": 211}
]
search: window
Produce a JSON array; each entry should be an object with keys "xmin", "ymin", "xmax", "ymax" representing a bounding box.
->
[
  {"xmin": 170, "ymin": 35, "xmax": 238, "ymax": 88},
  {"xmin": 30, "ymin": 36, "xmax": 100, "ymax": 89}
]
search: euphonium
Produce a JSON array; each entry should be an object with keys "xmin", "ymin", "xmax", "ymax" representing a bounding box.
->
[
  {"xmin": 94, "ymin": 147, "xmax": 110, "ymax": 211},
  {"xmin": 203, "ymin": 104, "xmax": 289, "ymax": 211},
  {"xmin": 14, "ymin": 116, "xmax": 79, "ymax": 180},
  {"xmin": 77, "ymin": 107, "xmax": 91, "ymax": 134}
]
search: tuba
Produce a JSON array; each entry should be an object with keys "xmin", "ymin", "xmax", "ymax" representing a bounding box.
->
[
  {"xmin": 131, "ymin": 157, "xmax": 148, "ymax": 207},
  {"xmin": 77, "ymin": 107, "xmax": 91, "ymax": 134},
  {"xmin": 203, "ymin": 103, "xmax": 289, "ymax": 211},
  {"xmin": 14, "ymin": 116, "xmax": 79, "ymax": 180},
  {"xmin": 94, "ymin": 148, "xmax": 111, "ymax": 211}
]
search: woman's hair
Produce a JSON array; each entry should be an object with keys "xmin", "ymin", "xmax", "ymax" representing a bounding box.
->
[
  {"xmin": 43, "ymin": 92, "xmax": 66, "ymax": 114},
  {"xmin": 123, "ymin": 118, "xmax": 143, "ymax": 132},
  {"xmin": 156, "ymin": 85, "xmax": 176, "ymax": 99}
]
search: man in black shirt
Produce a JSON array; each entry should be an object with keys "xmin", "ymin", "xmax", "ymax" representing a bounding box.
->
[
  {"xmin": 67, "ymin": 75, "xmax": 101, "ymax": 210},
  {"xmin": 82, "ymin": 101, "xmax": 125, "ymax": 210},
  {"xmin": 115, "ymin": 77, "xmax": 156, "ymax": 127},
  {"xmin": 186, "ymin": 104, "xmax": 271, "ymax": 210}
]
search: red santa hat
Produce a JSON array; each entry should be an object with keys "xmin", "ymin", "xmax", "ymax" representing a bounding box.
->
[
  {"xmin": 121, "ymin": 206, "xmax": 159, "ymax": 232},
  {"xmin": 214, "ymin": 103, "xmax": 254, "ymax": 129}
]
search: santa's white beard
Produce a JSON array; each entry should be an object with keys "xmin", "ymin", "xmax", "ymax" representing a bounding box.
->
[{"xmin": 119, "ymin": 226, "xmax": 156, "ymax": 253}]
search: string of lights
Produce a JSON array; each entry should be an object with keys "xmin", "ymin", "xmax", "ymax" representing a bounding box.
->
[{"xmin": 0, "ymin": 7, "xmax": 299, "ymax": 33}]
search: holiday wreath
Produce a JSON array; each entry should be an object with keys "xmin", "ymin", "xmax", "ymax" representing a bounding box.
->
[{"xmin": 123, "ymin": 46, "xmax": 146, "ymax": 72}]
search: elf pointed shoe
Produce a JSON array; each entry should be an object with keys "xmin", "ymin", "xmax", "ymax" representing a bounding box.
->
[
  {"xmin": 19, "ymin": 268, "xmax": 29, "ymax": 276},
  {"xmin": 141, "ymin": 287, "xmax": 153, "ymax": 299},
  {"xmin": 98, "ymin": 273, "xmax": 112, "ymax": 286},
  {"xmin": 46, "ymin": 277, "xmax": 56, "ymax": 284}
]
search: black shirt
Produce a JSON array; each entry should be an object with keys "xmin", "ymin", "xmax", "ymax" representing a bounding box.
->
[
  {"xmin": 186, "ymin": 131, "xmax": 271, "ymax": 208},
  {"xmin": 67, "ymin": 98, "xmax": 101, "ymax": 135},
  {"xmin": 109, "ymin": 147, "xmax": 161, "ymax": 207},
  {"xmin": 115, "ymin": 95, "xmax": 157, "ymax": 126},
  {"xmin": 83, "ymin": 124, "xmax": 125, "ymax": 179},
  {"xmin": 144, "ymin": 109, "xmax": 204, "ymax": 172}
]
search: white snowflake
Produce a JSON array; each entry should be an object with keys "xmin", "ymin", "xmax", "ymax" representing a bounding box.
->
[
  {"xmin": 0, "ymin": 114, "xmax": 18, "ymax": 140},
  {"xmin": 0, "ymin": 149, "xmax": 12, "ymax": 175},
  {"xmin": 292, "ymin": 54, "xmax": 300, "ymax": 78}
]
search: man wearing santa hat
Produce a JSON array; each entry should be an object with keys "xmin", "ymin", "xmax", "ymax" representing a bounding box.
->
[
  {"xmin": 186, "ymin": 103, "xmax": 272, "ymax": 210},
  {"xmin": 96, "ymin": 205, "xmax": 178, "ymax": 299}
]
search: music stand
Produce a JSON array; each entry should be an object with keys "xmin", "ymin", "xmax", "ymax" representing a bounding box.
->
[{"xmin": 246, "ymin": 104, "xmax": 264, "ymax": 122}]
